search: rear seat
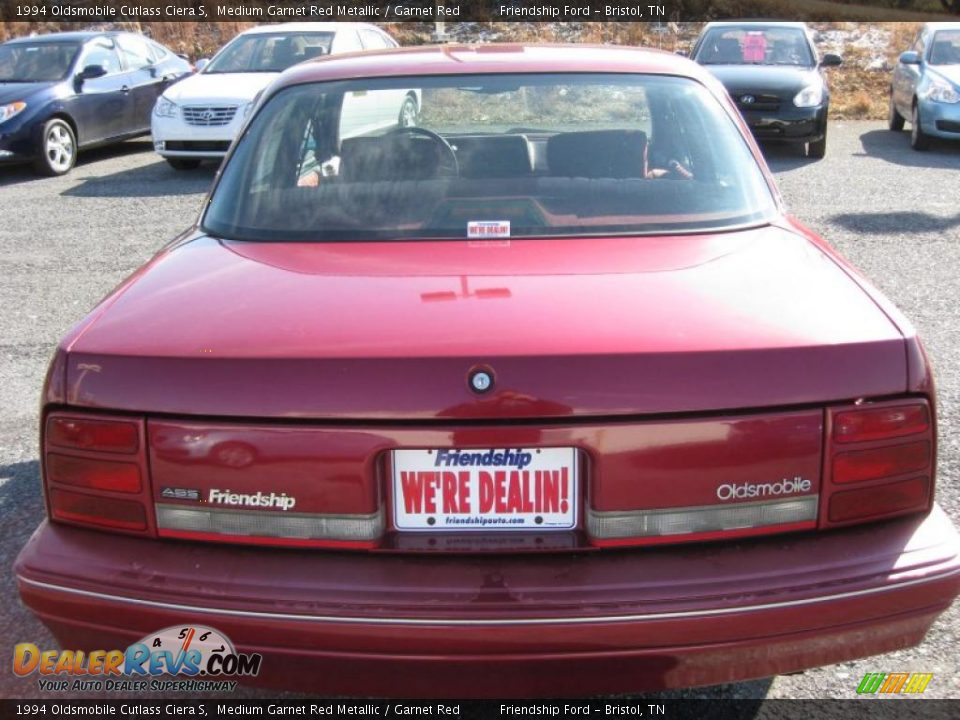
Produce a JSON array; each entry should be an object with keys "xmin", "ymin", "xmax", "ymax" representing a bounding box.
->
[
  {"xmin": 340, "ymin": 136, "xmax": 446, "ymax": 182},
  {"xmin": 546, "ymin": 130, "xmax": 648, "ymax": 178},
  {"xmin": 449, "ymin": 135, "xmax": 533, "ymax": 179},
  {"xmin": 340, "ymin": 134, "xmax": 534, "ymax": 182}
]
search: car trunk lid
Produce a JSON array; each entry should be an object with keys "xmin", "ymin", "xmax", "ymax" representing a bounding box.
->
[{"xmin": 64, "ymin": 227, "xmax": 906, "ymax": 420}]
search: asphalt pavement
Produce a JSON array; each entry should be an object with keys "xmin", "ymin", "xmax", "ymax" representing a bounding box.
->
[{"xmin": 0, "ymin": 122, "xmax": 959, "ymax": 700}]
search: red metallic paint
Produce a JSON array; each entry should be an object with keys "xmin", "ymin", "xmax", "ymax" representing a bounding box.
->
[
  {"xmin": 15, "ymin": 509, "xmax": 960, "ymax": 695},
  {"xmin": 156, "ymin": 529, "xmax": 379, "ymax": 551},
  {"xmin": 61, "ymin": 228, "xmax": 906, "ymax": 420},
  {"xmin": 24, "ymin": 611, "xmax": 944, "ymax": 697},
  {"xmin": 17, "ymin": 45, "xmax": 960, "ymax": 695},
  {"xmin": 147, "ymin": 409, "xmax": 822, "ymax": 529}
]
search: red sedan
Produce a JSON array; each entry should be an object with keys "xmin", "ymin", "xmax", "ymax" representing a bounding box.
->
[{"xmin": 16, "ymin": 44, "xmax": 960, "ymax": 696}]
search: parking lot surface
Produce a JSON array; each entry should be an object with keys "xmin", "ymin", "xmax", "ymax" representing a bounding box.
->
[{"xmin": 1, "ymin": 122, "xmax": 959, "ymax": 700}]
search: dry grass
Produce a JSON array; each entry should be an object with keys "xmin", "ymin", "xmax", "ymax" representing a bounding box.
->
[
  {"xmin": 734, "ymin": 0, "xmax": 957, "ymax": 19},
  {"xmin": 835, "ymin": 88, "xmax": 881, "ymax": 118}
]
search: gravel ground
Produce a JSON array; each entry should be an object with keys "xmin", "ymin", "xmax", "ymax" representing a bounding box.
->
[{"xmin": 0, "ymin": 122, "xmax": 959, "ymax": 702}]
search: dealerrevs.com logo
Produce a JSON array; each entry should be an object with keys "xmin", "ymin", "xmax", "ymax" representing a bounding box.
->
[
  {"xmin": 716, "ymin": 476, "xmax": 812, "ymax": 501},
  {"xmin": 13, "ymin": 624, "xmax": 261, "ymax": 693}
]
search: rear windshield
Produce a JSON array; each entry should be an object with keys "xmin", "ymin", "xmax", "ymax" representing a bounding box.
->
[
  {"xmin": 0, "ymin": 41, "xmax": 80, "ymax": 82},
  {"xmin": 204, "ymin": 32, "xmax": 334, "ymax": 74},
  {"xmin": 696, "ymin": 27, "xmax": 815, "ymax": 67},
  {"xmin": 203, "ymin": 73, "xmax": 777, "ymax": 242}
]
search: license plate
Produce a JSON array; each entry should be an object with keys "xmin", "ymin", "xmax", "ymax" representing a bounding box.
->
[{"xmin": 392, "ymin": 448, "xmax": 578, "ymax": 532}]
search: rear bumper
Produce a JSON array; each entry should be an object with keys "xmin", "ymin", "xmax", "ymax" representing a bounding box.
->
[{"xmin": 16, "ymin": 506, "xmax": 960, "ymax": 697}]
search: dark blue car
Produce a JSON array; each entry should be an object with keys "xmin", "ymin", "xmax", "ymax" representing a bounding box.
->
[{"xmin": 0, "ymin": 31, "xmax": 192, "ymax": 175}]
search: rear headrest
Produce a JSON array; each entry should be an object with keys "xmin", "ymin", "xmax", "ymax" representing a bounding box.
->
[
  {"xmin": 272, "ymin": 38, "xmax": 298, "ymax": 67},
  {"xmin": 931, "ymin": 41, "xmax": 957, "ymax": 65},
  {"xmin": 715, "ymin": 37, "xmax": 743, "ymax": 63},
  {"xmin": 451, "ymin": 135, "xmax": 533, "ymax": 179},
  {"xmin": 546, "ymin": 130, "xmax": 648, "ymax": 179},
  {"xmin": 340, "ymin": 135, "xmax": 448, "ymax": 182},
  {"xmin": 301, "ymin": 46, "xmax": 327, "ymax": 61}
]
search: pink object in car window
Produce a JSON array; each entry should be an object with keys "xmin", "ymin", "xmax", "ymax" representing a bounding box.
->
[{"xmin": 743, "ymin": 33, "xmax": 767, "ymax": 62}]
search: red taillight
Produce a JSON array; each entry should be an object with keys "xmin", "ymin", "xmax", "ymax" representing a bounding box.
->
[
  {"xmin": 833, "ymin": 405, "xmax": 929, "ymax": 444},
  {"xmin": 49, "ymin": 488, "xmax": 147, "ymax": 531},
  {"xmin": 822, "ymin": 400, "xmax": 934, "ymax": 529},
  {"xmin": 828, "ymin": 477, "xmax": 930, "ymax": 523},
  {"xmin": 47, "ymin": 417, "xmax": 139, "ymax": 454},
  {"xmin": 43, "ymin": 412, "xmax": 151, "ymax": 537},
  {"xmin": 46, "ymin": 453, "xmax": 141, "ymax": 493},
  {"xmin": 832, "ymin": 441, "xmax": 930, "ymax": 485}
]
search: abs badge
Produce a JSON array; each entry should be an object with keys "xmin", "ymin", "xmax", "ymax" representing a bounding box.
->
[{"xmin": 469, "ymin": 368, "xmax": 494, "ymax": 394}]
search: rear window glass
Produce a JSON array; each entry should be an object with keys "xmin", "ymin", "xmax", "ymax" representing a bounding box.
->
[
  {"xmin": 203, "ymin": 73, "xmax": 777, "ymax": 242},
  {"xmin": 117, "ymin": 35, "xmax": 154, "ymax": 71},
  {"xmin": 205, "ymin": 32, "xmax": 334, "ymax": 73}
]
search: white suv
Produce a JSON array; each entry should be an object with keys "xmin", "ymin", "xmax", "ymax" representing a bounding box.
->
[{"xmin": 151, "ymin": 22, "xmax": 414, "ymax": 170}]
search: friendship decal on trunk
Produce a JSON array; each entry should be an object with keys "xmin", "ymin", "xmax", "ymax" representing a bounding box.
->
[{"xmin": 392, "ymin": 448, "xmax": 578, "ymax": 531}]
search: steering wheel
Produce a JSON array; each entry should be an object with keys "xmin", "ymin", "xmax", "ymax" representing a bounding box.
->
[
  {"xmin": 667, "ymin": 158, "xmax": 695, "ymax": 180},
  {"xmin": 385, "ymin": 126, "xmax": 459, "ymax": 178}
]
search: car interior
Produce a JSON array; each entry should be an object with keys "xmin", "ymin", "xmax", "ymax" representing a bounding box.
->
[
  {"xmin": 0, "ymin": 43, "xmax": 80, "ymax": 81},
  {"xmin": 698, "ymin": 30, "xmax": 812, "ymax": 66},
  {"xmin": 338, "ymin": 129, "xmax": 654, "ymax": 182},
  {"xmin": 206, "ymin": 78, "xmax": 774, "ymax": 240},
  {"xmin": 272, "ymin": 36, "xmax": 329, "ymax": 68},
  {"xmin": 930, "ymin": 39, "xmax": 960, "ymax": 65}
]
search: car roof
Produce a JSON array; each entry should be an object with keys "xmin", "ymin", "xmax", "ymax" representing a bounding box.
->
[
  {"xmin": 239, "ymin": 22, "xmax": 382, "ymax": 36},
  {"xmin": 3, "ymin": 30, "xmax": 157, "ymax": 45},
  {"xmin": 924, "ymin": 22, "xmax": 960, "ymax": 31},
  {"xmin": 4, "ymin": 31, "xmax": 110, "ymax": 44},
  {"xmin": 278, "ymin": 43, "xmax": 719, "ymax": 90},
  {"xmin": 702, "ymin": 21, "xmax": 810, "ymax": 29}
]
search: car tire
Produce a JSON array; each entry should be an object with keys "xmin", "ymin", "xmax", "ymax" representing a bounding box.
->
[
  {"xmin": 166, "ymin": 157, "xmax": 202, "ymax": 171},
  {"xmin": 911, "ymin": 104, "xmax": 930, "ymax": 151},
  {"xmin": 888, "ymin": 95, "xmax": 905, "ymax": 132},
  {"xmin": 398, "ymin": 95, "xmax": 419, "ymax": 128},
  {"xmin": 807, "ymin": 130, "xmax": 827, "ymax": 160},
  {"xmin": 34, "ymin": 119, "xmax": 77, "ymax": 176}
]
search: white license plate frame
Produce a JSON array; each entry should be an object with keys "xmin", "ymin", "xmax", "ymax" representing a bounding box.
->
[{"xmin": 391, "ymin": 448, "xmax": 578, "ymax": 532}]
